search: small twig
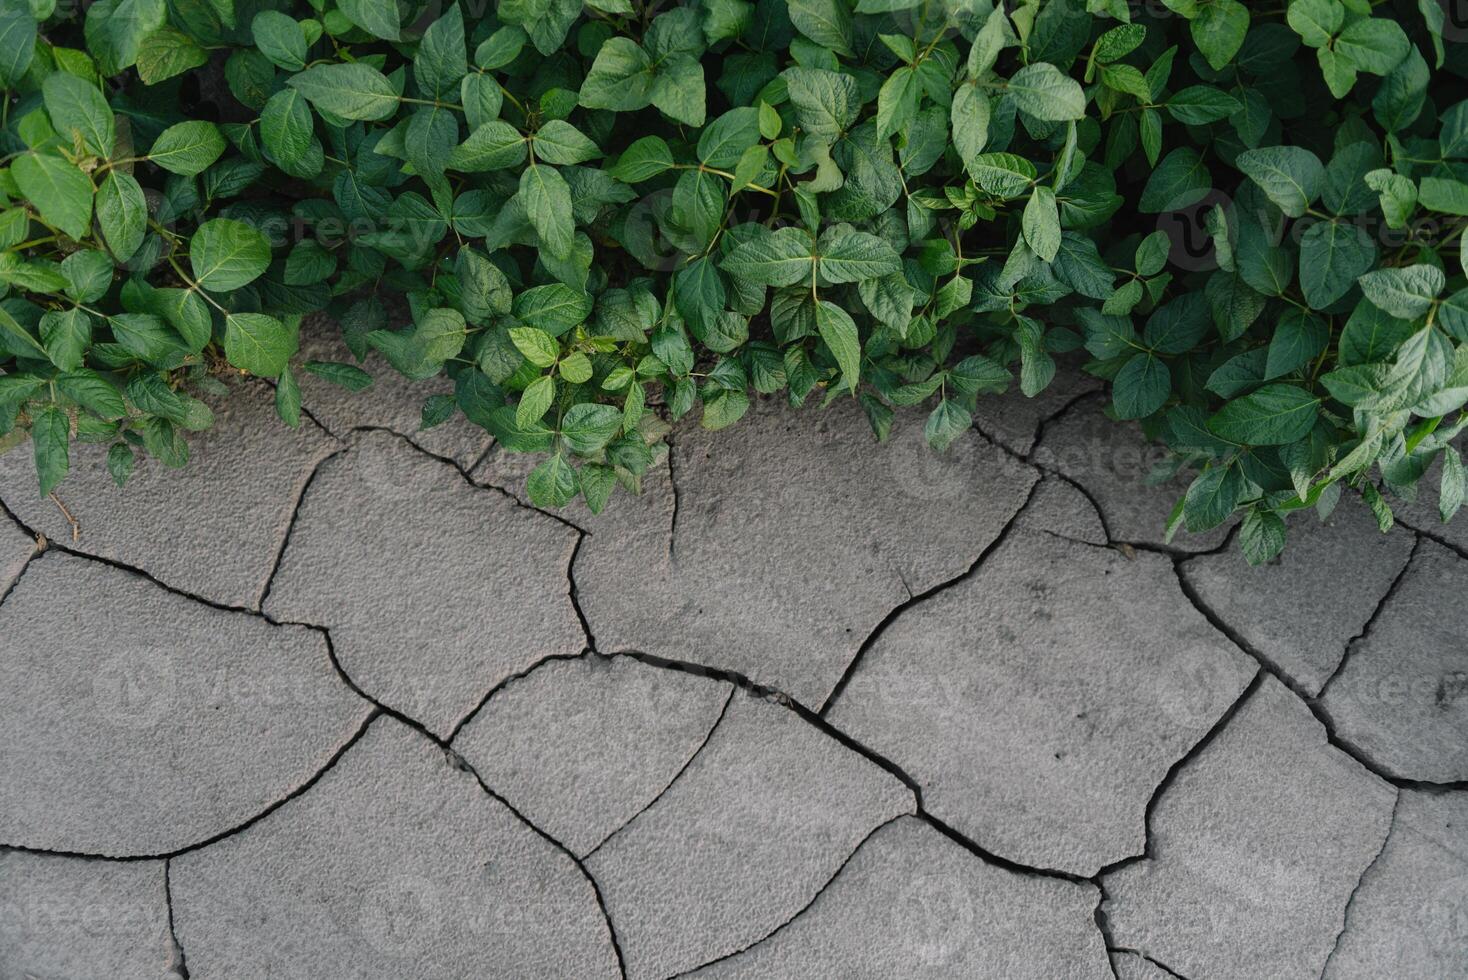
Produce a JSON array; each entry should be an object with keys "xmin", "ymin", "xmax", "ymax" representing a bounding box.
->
[{"xmin": 48, "ymin": 492, "xmax": 80, "ymax": 542}]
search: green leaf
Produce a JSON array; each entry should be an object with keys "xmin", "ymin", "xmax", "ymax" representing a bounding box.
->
[
  {"xmin": 1184, "ymin": 463, "xmax": 1242, "ymax": 533},
  {"xmin": 40, "ymin": 309, "xmax": 91, "ymax": 372},
  {"xmin": 610, "ymin": 136, "xmax": 674, "ymax": 182},
  {"xmin": 1240, "ymin": 507, "xmax": 1287, "ymax": 564},
  {"xmin": 95, "ymin": 172, "xmax": 147, "ymax": 262},
  {"xmin": 42, "ymin": 72, "xmax": 115, "ymax": 157},
  {"xmin": 702, "ymin": 388, "xmax": 749, "ymax": 430},
  {"xmin": 224, "ymin": 313, "xmax": 295, "ymax": 377},
  {"xmin": 1052, "ymin": 233, "xmax": 1115, "ymax": 300},
  {"xmin": 1298, "ymin": 220, "xmax": 1376, "ymax": 309},
  {"xmin": 455, "ymin": 248, "xmax": 512, "ymax": 322},
  {"xmin": 579, "ymin": 37, "xmax": 655, "ymax": 113},
  {"xmin": 1440, "ymin": 447, "xmax": 1465, "ymax": 523},
  {"xmin": 1265, "ymin": 309, "xmax": 1328, "ymax": 379},
  {"xmin": 1101, "ymin": 64, "xmax": 1151, "ymax": 101},
  {"xmin": 450, "ymin": 121, "xmax": 528, "ymax": 171},
  {"xmin": 107, "ymin": 442, "xmax": 135, "ymax": 487},
  {"xmin": 759, "ymin": 101, "xmax": 782, "ymax": 140},
  {"xmin": 303, "ymin": 361, "xmax": 374, "ymax": 391},
  {"xmin": 788, "ymin": 0, "xmax": 853, "ymax": 57},
  {"xmin": 722, "ymin": 227, "xmax": 814, "ymax": 287},
  {"xmin": 1316, "ymin": 46, "xmax": 1358, "ymax": 98},
  {"xmin": 57, "ymin": 369, "xmax": 126, "ymax": 420},
  {"xmin": 1209, "ymin": 384, "xmax": 1320, "ymax": 445},
  {"xmin": 697, "ymin": 107, "xmax": 761, "ymax": 169},
  {"xmin": 156, "ymin": 289, "xmax": 210, "ymax": 352},
  {"xmin": 560, "ymin": 402, "xmax": 621, "ymax": 453},
  {"xmin": 1191, "ymin": 0, "xmax": 1249, "ymax": 70},
  {"xmin": 149, "ymin": 120, "xmax": 226, "ymax": 176},
  {"xmin": 1139, "ymin": 147, "xmax": 1210, "ymax": 213},
  {"xmin": 415, "ymin": 4, "xmax": 467, "ymax": 99},
  {"xmin": 1335, "ymin": 17, "xmax": 1409, "ymax": 75},
  {"xmin": 84, "ymin": 0, "xmax": 166, "ymax": 77},
  {"xmin": 1236, "ymin": 146, "xmax": 1325, "ymax": 218},
  {"xmin": 1135, "ymin": 231, "xmax": 1170, "ymax": 277},
  {"xmin": 31, "ymin": 404, "xmax": 70, "ymax": 497},
  {"xmin": 819, "ymin": 230, "xmax": 901, "ymax": 284},
  {"xmin": 1357, "ymin": 264, "xmax": 1444, "ymax": 319},
  {"xmin": 510, "ymin": 326, "xmax": 560, "ymax": 368},
  {"xmin": 283, "ymin": 240, "xmax": 335, "ymax": 286},
  {"xmin": 784, "ymin": 67, "xmax": 859, "ymax": 144},
  {"xmin": 191, "ymin": 218, "xmax": 271, "ymax": 291},
  {"xmin": 1287, "ymin": 0, "xmax": 1342, "ymax": 48},
  {"xmin": 671, "ymin": 168, "xmax": 725, "ymax": 250},
  {"xmin": 261, "ymin": 90, "xmax": 314, "ymax": 169},
  {"xmin": 460, "ymin": 74, "xmax": 503, "ymax": 130},
  {"xmin": 559, "ymin": 351, "xmax": 593, "ymax": 384},
  {"xmin": 967, "ymin": 152, "xmax": 1037, "ymax": 200},
  {"xmin": 1113, "ymin": 352, "xmax": 1170, "ymax": 419},
  {"xmin": 1007, "ymin": 62, "xmax": 1087, "ymax": 122},
  {"xmin": 1166, "ymin": 85, "xmax": 1241, "ymax": 125},
  {"xmin": 924, "ymin": 399, "xmax": 972, "ymax": 452},
  {"xmin": 815, "ymin": 299, "xmax": 861, "ymax": 391},
  {"xmin": 421, "ymin": 392, "xmax": 457, "ymax": 430},
  {"xmin": 475, "ymin": 24, "xmax": 526, "ymax": 69},
  {"xmin": 876, "ymin": 66, "xmax": 921, "ymax": 140},
  {"xmin": 338, "ymin": 0, "xmax": 399, "ymax": 40},
  {"xmin": 108, "ymin": 313, "xmax": 182, "ymax": 365},
  {"xmin": 1094, "ymin": 22, "xmax": 1146, "ymax": 63},
  {"xmin": 519, "ymin": 163, "xmax": 575, "ymax": 260},
  {"xmin": 1419, "ymin": 177, "xmax": 1468, "ymax": 217},
  {"xmin": 730, "ymin": 145, "xmax": 769, "ymax": 193},
  {"xmin": 527, "ymin": 453, "xmax": 578, "ymax": 507},
  {"xmin": 652, "ymin": 62, "xmax": 707, "ymax": 126},
  {"xmin": 1364, "ymin": 169, "xmax": 1417, "ymax": 228},
  {"xmin": 517, "ymin": 373, "xmax": 556, "ymax": 427},
  {"xmin": 0, "ymin": 0, "xmax": 37, "ymax": 86},
  {"xmin": 1022, "ymin": 186, "xmax": 1061, "ymax": 263},
  {"xmin": 951, "ymin": 84, "xmax": 991, "ymax": 175},
  {"xmin": 513, "ymin": 283, "xmax": 592, "ymax": 334},
  {"xmin": 1144, "ymin": 293, "xmax": 1210, "ymax": 354},
  {"xmin": 252, "ymin": 10, "xmax": 308, "ymax": 71},
  {"xmin": 532, "ymin": 119, "xmax": 600, "ymax": 165},
  {"xmin": 61, "ymin": 250, "xmax": 113, "ymax": 304},
  {"xmin": 136, "ymin": 26, "xmax": 208, "ymax": 84},
  {"xmin": 275, "ymin": 363, "xmax": 301, "ymax": 427},
  {"xmin": 12, "ymin": 154, "xmax": 93, "ymax": 241},
  {"xmin": 288, "ymin": 64, "xmax": 400, "ymax": 121}
]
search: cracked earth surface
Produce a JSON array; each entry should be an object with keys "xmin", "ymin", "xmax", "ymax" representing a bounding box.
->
[{"xmin": 2, "ymin": 350, "xmax": 1466, "ymax": 980}]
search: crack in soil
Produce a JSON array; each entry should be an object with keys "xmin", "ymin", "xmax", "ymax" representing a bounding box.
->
[
  {"xmin": 580, "ymin": 683, "xmax": 735, "ymax": 861},
  {"xmin": 817, "ymin": 476, "xmax": 1043, "ymax": 717},
  {"xmin": 443, "ymin": 650, "xmax": 594, "ymax": 745},
  {"xmin": 1319, "ymin": 788, "xmax": 1401, "ymax": 980},
  {"xmin": 664, "ymin": 813, "xmax": 912, "ymax": 978},
  {"xmin": 665, "ymin": 432, "xmax": 682, "ymax": 563},
  {"xmin": 1315, "ymin": 534, "xmax": 1424, "ymax": 701},
  {"xmin": 1108, "ymin": 946, "xmax": 1193, "ymax": 980},
  {"xmin": 164, "ymin": 858, "xmax": 190, "ymax": 979},
  {"xmin": 5, "ymin": 390, "xmax": 1455, "ymax": 975},
  {"xmin": 1093, "ymin": 669, "xmax": 1267, "ymax": 882},
  {"xmin": 1, "ymin": 710, "xmax": 381, "ymax": 864}
]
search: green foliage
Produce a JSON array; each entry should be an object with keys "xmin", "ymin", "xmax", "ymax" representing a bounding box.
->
[{"xmin": 1, "ymin": 0, "xmax": 1466, "ymax": 558}]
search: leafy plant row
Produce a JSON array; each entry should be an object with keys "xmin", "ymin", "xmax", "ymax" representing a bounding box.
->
[{"xmin": 1, "ymin": 0, "xmax": 1465, "ymax": 562}]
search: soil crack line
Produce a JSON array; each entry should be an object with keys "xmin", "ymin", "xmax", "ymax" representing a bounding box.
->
[{"xmin": 817, "ymin": 477, "xmax": 1042, "ymax": 717}]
